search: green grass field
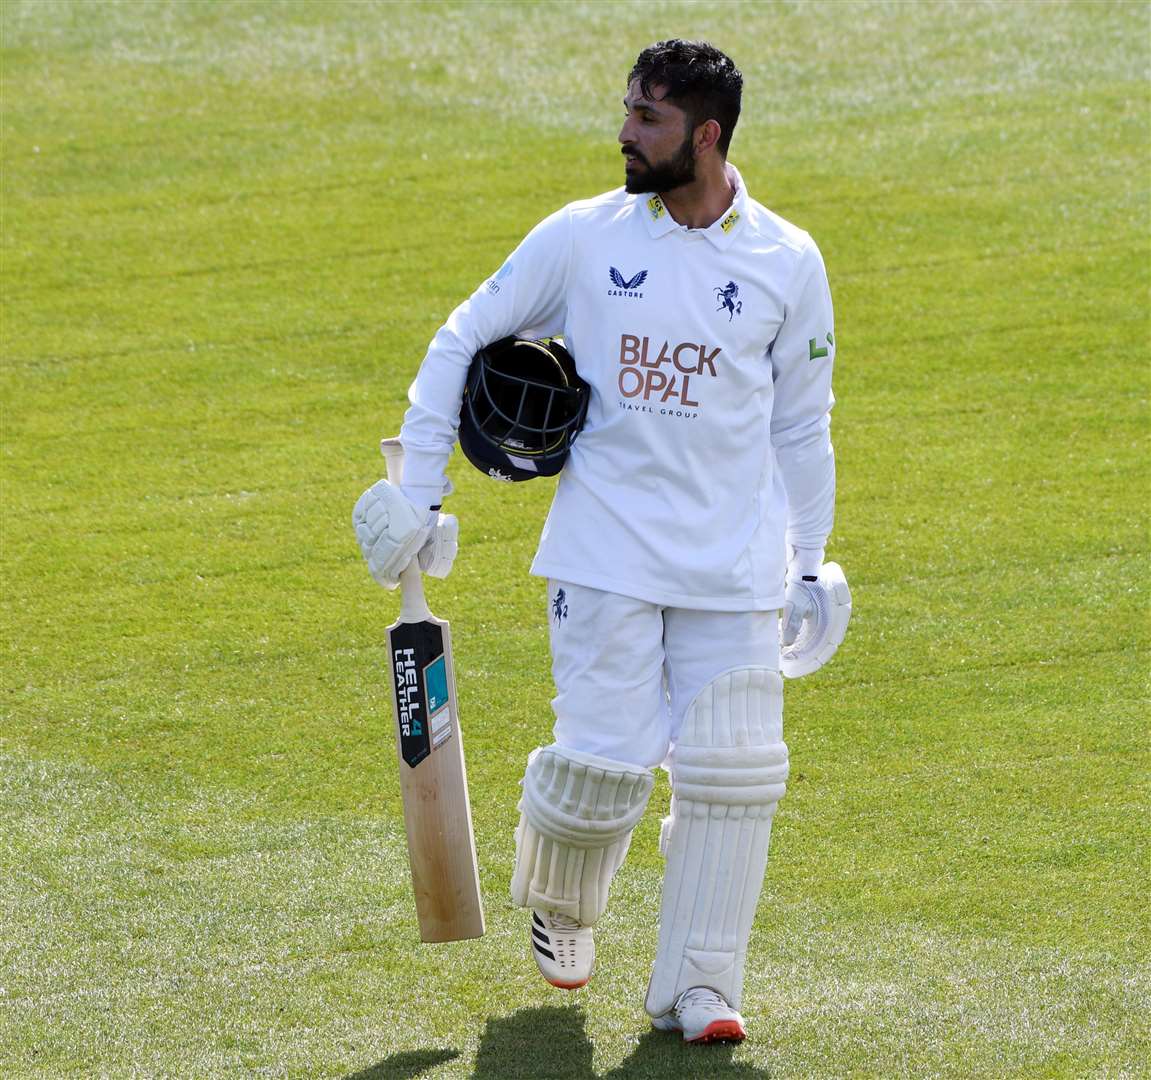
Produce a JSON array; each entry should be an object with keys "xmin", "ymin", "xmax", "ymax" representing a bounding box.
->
[{"xmin": 2, "ymin": 2, "xmax": 1148, "ymax": 1076}]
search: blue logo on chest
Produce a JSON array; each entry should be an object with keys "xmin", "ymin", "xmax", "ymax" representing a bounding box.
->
[{"xmin": 608, "ymin": 267, "xmax": 647, "ymax": 297}]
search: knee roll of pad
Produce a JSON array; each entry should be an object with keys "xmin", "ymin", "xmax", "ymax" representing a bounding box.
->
[
  {"xmin": 510, "ymin": 745, "xmax": 654, "ymax": 926},
  {"xmin": 647, "ymin": 667, "xmax": 788, "ymax": 1017}
]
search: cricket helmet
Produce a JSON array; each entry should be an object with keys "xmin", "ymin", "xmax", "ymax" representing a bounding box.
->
[{"xmin": 459, "ymin": 336, "xmax": 589, "ymax": 482}]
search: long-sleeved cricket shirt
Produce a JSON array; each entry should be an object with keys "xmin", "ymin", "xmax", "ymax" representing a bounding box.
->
[{"xmin": 399, "ymin": 164, "xmax": 836, "ymax": 611}]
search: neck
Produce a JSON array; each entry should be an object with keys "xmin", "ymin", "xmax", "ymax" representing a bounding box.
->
[{"xmin": 659, "ymin": 157, "xmax": 735, "ymax": 230}]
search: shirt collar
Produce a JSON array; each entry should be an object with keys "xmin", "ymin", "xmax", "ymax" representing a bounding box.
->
[{"xmin": 639, "ymin": 162, "xmax": 749, "ymax": 249}]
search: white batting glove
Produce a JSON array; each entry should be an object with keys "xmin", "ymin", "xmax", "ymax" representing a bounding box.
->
[
  {"xmin": 417, "ymin": 511, "xmax": 458, "ymax": 578},
  {"xmin": 353, "ymin": 479, "xmax": 458, "ymax": 588},
  {"xmin": 353, "ymin": 479, "xmax": 428, "ymax": 589},
  {"xmin": 781, "ymin": 547, "xmax": 824, "ymax": 647}
]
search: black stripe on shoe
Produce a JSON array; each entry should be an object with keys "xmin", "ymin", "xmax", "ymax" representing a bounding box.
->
[
  {"xmin": 531, "ymin": 926, "xmax": 550, "ymax": 945},
  {"xmin": 532, "ymin": 912, "xmax": 546, "ymax": 929},
  {"xmin": 532, "ymin": 940, "xmax": 556, "ymax": 961}
]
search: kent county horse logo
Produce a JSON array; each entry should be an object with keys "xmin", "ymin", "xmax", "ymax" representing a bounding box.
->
[
  {"xmin": 551, "ymin": 588, "xmax": 569, "ymax": 624},
  {"xmin": 608, "ymin": 267, "xmax": 647, "ymax": 298},
  {"xmin": 715, "ymin": 280, "xmax": 743, "ymax": 320}
]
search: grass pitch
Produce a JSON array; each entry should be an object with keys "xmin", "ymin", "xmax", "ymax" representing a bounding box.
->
[{"xmin": 2, "ymin": 2, "xmax": 1148, "ymax": 1077}]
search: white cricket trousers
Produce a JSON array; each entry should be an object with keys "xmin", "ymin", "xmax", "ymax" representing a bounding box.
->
[{"xmin": 547, "ymin": 580, "xmax": 782, "ymax": 769}]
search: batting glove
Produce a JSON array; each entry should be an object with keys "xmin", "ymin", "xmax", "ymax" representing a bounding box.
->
[
  {"xmin": 781, "ymin": 547, "xmax": 824, "ymax": 647},
  {"xmin": 417, "ymin": 511, "xmax": 458, "ymax": 578},
  {"xmin": 353, "ymin": 478, "xmax": 459, "ymax": 588}
]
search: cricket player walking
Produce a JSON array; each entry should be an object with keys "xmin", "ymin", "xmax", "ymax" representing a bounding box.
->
[{"xmin": 355, "ymin": 40, "xmax": 846, "ymax": 1045}]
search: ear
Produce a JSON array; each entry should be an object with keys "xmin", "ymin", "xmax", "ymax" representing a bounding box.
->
[{"xmin": 694, "ymin": 118, "xmax": 723, "ymax": 156}]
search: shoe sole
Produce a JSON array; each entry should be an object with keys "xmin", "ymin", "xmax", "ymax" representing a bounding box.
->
[
  {"xmin": 545, "ymin": 976, "xmax": 589, "ymax": 990},
  {"xmin": 686, "ymin": 1019, "xmax": 746, "ymax": 1044}
]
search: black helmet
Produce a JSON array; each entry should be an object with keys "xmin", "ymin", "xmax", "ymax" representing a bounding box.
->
[{"xmin": 459, "ymin": 336, "xmax": 589, "ymax": 482}]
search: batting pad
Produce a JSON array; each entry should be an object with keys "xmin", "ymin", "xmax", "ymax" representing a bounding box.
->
[
  {"xmin": 645, "ymin": 668, "xmax": 788, "ymax": 1016},
  {"xmin": 510, "ymin": 745, "xmax": 654, "ymax": 926}
]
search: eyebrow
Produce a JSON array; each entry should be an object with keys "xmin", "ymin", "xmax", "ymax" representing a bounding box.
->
[{"xmin": 623, "ymin": 97, "xmax": 663, "ymax": 115}]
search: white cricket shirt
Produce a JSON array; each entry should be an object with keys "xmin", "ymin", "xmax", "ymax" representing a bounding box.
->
[{"xmin": 400, "ymin": 164, "xmax": 836, "ymax": 611}]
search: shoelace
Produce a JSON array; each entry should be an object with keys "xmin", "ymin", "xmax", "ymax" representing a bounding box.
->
[
  {"xmin": 676, "ymin": 987, "xmax": 729, "ymax": 1015},
  {"xmin": 544, "ymin": 910, "xmax": 582, "ymax": 931}
]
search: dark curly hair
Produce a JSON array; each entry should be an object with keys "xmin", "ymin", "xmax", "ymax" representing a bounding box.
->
[{"xmin": 628, "ymin": 39, "xmax": 743, "ymax": 156}]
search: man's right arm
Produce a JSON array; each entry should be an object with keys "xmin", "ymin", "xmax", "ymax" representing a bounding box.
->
[{"xmin": 398, "ymin": 206, "xmax": 574, "ymax": 509}]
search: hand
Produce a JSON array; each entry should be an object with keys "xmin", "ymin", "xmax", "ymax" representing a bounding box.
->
[
  {"xmin": 781, "ymin": 577, "xmax": 817, "ymax": 647},
  {"xmin": 353, "ymin": 479, "xmax": 429, "ymax": 588},
  {"xmin": 417, "ymin": 511, "xmax": 458, "ymax": 578},
  {"xmin": 353, "ymin": 479, "xmax": 460, "ymax": 588},
  {"xmin": 779, "ymin": 559, "xmax": 852, "ymax": 679},
  {"xmin": 781, "ymin": 547, "xmax": 823, "ymax": 647}
]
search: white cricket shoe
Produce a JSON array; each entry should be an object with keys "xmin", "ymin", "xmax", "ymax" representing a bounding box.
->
[
  {"xmin": 530, "ymin": 908, "xmax": 594, "ymax": 989},
  {"xmin": 651, "ymin": 987, "xmax": 747, "ymax": 1044}
]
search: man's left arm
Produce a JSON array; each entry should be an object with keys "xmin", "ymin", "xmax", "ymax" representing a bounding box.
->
[
  {"xmin": 770, "ymin": 238, "xmax": 836, "ymax": 563},
  {"xmin": 769, "ymin": 239, "xmax": 837, "ymax": 646}
]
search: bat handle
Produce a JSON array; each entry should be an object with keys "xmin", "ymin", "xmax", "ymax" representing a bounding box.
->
[
  {"xmin": 381, "ymin": 436, "xmax": 434, "ymax": 623},
  {"xmin": 380, "ymin": 436, "xmax": 406, "ymax": 486}
]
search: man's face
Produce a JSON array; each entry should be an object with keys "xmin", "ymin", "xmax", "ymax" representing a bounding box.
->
[{"xmin": 618, "ymin": 79, "xmax": 696, "ymax": 195}]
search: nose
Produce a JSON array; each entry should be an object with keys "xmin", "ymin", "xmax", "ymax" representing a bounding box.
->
[{"xmin": 618, "ymin": 115, "xmax": 634, "ymax": 146}]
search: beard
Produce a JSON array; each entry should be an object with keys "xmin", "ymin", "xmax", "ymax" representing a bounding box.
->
[{"xmin": 623, "ymin": 134, "xmax": 696, "ymax": 194}]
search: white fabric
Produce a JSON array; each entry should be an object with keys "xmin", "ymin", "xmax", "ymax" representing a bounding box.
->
[
  {"xmin": 787, "ymin": 544, "xmax": 825, "ymax": 580},
  {"xmin": 780, "ymin": 561, "xmax": 852, "ymax": 678},
  {"xmin": 510, "ymin": 745, "xmax": 654, "ymax": 926},
  {"xmin": 399, "ymin": 164, "xmax": 835, "ymax": 611},
  {"xmin": 547, "ymin": 580, "xmax": 780, "ymax": 768},
  {"xmin": 645, "ymin": 668, "xmax": 788, "ymax": 1016},
  {"xmin": 352, "ymin": 479, "xmax": 428, "ymax": 589}
]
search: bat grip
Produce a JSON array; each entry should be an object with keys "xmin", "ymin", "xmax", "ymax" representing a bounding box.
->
[
  {"xmin": 380, "ymin": 436, "xmax": 405, "ymax": 486},
  {"xmin": 381, "ymin": 436, "xmax": 433, "ymax": 623}
]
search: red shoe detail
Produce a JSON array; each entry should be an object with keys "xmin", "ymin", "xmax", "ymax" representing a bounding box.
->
[
  {"xmin": 546, "ymin": 976, "xmax": 589, "ymax": 990},
  {"xmin": 687, "ymin": 1018, "xmax": 746, "ymax": 1044}
]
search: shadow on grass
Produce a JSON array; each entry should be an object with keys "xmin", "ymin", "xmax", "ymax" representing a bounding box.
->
[
  {"xmin": 344, "ymin": 1048, "xmax": 460, "ymax": 1079},
  {"xmin": 347, "ymin": 1005, "xmax": 771, "ymax": 1079}
]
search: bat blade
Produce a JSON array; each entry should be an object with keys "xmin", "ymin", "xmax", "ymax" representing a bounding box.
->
[{"xmin": 386, "ymin": 609, "xmax": 484, "ymax": 943}]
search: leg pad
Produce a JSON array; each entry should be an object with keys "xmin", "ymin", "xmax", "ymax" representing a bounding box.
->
[
  {"xmin": 646, "ymin": 668, "xmax": 788, "ymax": 1016},
  {"xmin": 510, "ymin": 745, "xmax": 653, "ymax": 926}
]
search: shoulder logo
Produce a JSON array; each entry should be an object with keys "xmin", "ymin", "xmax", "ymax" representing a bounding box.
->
[
  {"xmin": 608, "ymin": 266, "xmax": 647, "ymax": 298},
  {"xmin": 647, "ymin": 194, "xmax": 666, "ymax": 220},
  {"xmin": 808, "ymin": 333, "xmax": 834, "ymax": 361},
  {"xmin": 485, "ymin": 260, "xmax": 513, "ymax": 295},
  {"xmin": 720, "ymin": 209, "xmax": 740, "ymax": 234},
  {"xmin": 714, "ymin": 280, "xmax": 743, "ymax": 320}
]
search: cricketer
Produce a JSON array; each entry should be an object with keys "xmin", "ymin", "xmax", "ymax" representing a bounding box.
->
[{"xmin": 355, "ymin": 39, "xmax": 845, "ymax": 1044}]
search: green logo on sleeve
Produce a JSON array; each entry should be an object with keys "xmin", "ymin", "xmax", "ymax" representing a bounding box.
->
[{"xmin": 808, "ymin": 333, "xmax": 834, "ymax": 361}]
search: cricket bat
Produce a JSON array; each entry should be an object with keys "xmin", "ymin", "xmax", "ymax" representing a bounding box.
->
[{"xmin": 379, "ymin": 437, "xmax": 484, "ymax": 943}]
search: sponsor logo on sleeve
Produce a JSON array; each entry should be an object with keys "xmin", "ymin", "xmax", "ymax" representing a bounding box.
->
[
  {"xmin": 808, "ymin": 332, "xmax": 834, "ymax": 360},
  {"xmin": 485, "ymin": 260, "xmax": 513, "ymax": 295}
]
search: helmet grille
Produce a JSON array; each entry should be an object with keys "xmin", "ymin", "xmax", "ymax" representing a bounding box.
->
[{"xmin": 471, "ymin": 340, "xmax": 585, "ymax": 459}]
